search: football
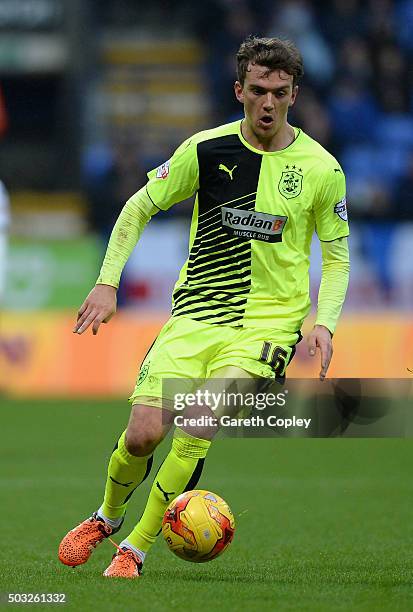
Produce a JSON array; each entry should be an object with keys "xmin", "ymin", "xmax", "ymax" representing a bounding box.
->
[{"xmin": 162, "ymin": 489, "xmax": 235, "ymax": 562}]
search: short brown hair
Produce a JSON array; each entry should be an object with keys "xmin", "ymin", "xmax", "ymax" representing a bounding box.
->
[{"xmin": 236, "ymin": 36, "xmax": 304, "ymax": 87}]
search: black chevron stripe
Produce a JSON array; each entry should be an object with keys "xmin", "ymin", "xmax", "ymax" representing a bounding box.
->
[
  {"xmin": 186, "ymin": 276, "xmax": 251, "ymax": 290},
  {"xmin": 173, "ymin": 303, "xmax": 245, "ymax": 324},
  {"xmin": 192, "ymin": 221, "xmax": 243, "ymax": 243},
  {"xmin": 196, "ymin": 199, "xmax": 256, "ymax": 231},
  {"xmin": 187, "ymin": 251, "xmax": 251, "ymax": 275},
  {"xmin": 187, "ymin": 259, "xmax": 251, "ymax": 280},
  {"xmin": 192, "ymin": 234, "xmax": 236, "ymax": 250},
  {"xmin": 173, "ymin": 283, "xmax": 250, "ymax": 301},
  {"xmin": 192, "ymin": 224, "xmax": 235, "ymax": 244},
  {"xmin": 188, "ymin": 245, "xmax": 251, "ymax": 265},
  {"xmin": 173, "ymin": 295, "xmax": 247, "ymax": 312},
  {"xmin": 188, "ymin": 241, "xmax": 251, "ymax": 263},
  {"xmin": 210, "ymin": 290, "xmax": 250, "ymax": 299},
  {"xmin": 175, "ymin": 280, "xmax": 252, "ymax": 300},
  {"xmin": 192, "ymin": 231, "xmax": 240, "ymax": 252},
  {"xmin": 191, "ymin": 311, "xmax": 244, "ymax": 325},
  {"xmin": 197, "ymin": 192, "xmax": 257, "ymax": 221},
  {"xmin": 173, "ymin": 299, "xmax": 246, "ymax": 318},
  {"xmin": 196, "ymin": 213, "xmax": 224, "ymax": 232},
  {"xmin": 173, "ymin": 286, "xmax": 221, "ymax": 302},
  {"xmin": 174, "ymin": 284, "xmax": 251, "ymax": 312},
  {"xmin": 173, "ymin": 289, "xmax": 248, "ymax": 310},
  {"xmin": 188, "ymin": 264, "xmax": 251, "ymax": 283},
  {"xmin": 190, "ymin": 244, "xmax": 251, "ymax": 263},
  {"xmin": 173, "ymin": 283, "xmax": 249, "ymax": 303},
  {"xmin": 187, "ymin": 251, "xmax": 250, "ymax": 274},
  {"xmin": 189, "ymin": 235, "xmax": 240, "ymax": 258},
  {"xmin": 172, "ymin": 285, "xmax": 249, "ymax": 308}
]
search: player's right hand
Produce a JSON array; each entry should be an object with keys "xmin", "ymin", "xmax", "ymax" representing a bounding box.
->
[{"xmin": 73, "ymin": 284, "xmax": 117, "ymax": 335}]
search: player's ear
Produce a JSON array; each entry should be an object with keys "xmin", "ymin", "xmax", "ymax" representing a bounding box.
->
[
  {"xmin": 234, "ymin": 81, "xmax": 244, "ymax": 104},
  {"xmin": 289, "ymin": 85, "xmax": 299, "ymax": 107}
]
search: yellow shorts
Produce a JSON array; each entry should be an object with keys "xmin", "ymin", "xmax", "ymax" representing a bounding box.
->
[{"xmin": 129, "ymin": 316, "xmax": 301, "ymax": 409}]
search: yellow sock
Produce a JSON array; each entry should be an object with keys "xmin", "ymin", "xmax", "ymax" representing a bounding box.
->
[
  {"xmin": 101, "ymin": 431, "xmax": 153, "ymax": 520},
  {"xmin": 126, "ymin": 428, "xmax": 211, "ymax": 553}
]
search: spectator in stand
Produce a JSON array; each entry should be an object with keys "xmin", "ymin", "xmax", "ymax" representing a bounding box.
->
[
  {"xmin": 373, "ymin": 44, "xmax": 411, "ymax": 113},
  {"xmin": 83, "ymin": 140, "xmax": 147, "ymax": 306},
  {"xmin": 327, "ymin": 78, "xmax": 379, "ymax": 147},
  {"xmin": 319, "ymin": 0, "xmax": 367, "ymax": 47},
  {"xmin": 84, "ymin": 141, "xmax": 147, "ymax": 237},
  {"xmin": 290, "ymin": 86, "xmax": 332, "ymax": 148},
  {"xmin": 194, "ymin": 0, "xmax": 260, "ymax": 120},
  {"xmin": 367, "ymin": 0, "xmax": 396, "ymax": 46},
  {"xmin": 337, "ymin": 37, "xmax": 372, "ymax": 86},
  {"xmin": 395, "ymin": 0, "xmax": 413, "ymax": 55},
  {"xmin": 267, "ymin": 0, "xmax": 334, "ymax": 89}
]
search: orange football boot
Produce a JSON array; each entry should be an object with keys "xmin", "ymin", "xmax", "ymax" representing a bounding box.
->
[
  {"xmin": 58, "ymin": 512, "xmax": 120, "ymax": 567},
  {"xmin": 103, "ymin": 547, "xmax": 143, "ymax": 578}
]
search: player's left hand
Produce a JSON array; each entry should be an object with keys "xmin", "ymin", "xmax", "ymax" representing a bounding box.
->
[{"xmin": 307, "ymin": 325, "xmax": 333, "ymax": 381}]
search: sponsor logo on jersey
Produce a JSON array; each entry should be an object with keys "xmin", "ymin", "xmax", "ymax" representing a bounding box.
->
[
  {"xmin": 334, "ymin": 197, "xmax": 348, "ymax": 221},
  {"xmin": 278, "ymin": 165, "xmax": 303, "ymax": 199},
  {"xmin": 156, "ymin": 160, "xmax": 170, "ymax": 179},
  {"xmin": 221, "ymin": 207, "xmax": 287, "ymax": 242}
]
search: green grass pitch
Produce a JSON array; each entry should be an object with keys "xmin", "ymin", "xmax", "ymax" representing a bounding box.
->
[{"xmin": 1, "ymin": 399, "xmax": 412, "ymax": 611}]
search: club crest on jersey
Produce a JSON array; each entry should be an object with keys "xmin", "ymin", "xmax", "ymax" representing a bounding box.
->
[
  {"xmin": 156, "ymin": 160, "xmax": 170, "ymax": 180},
  {"xmin": 221, "ymin": 207, "xmax": 287, "ymax": 243},
  {"xmin": 136, "ymin": 363, "xmax": 150, "ymax": 386},
  {"xmin": 278, "ymin": 165, "xmax": 303, "ymax": 199},
  {"xmin": 334, "ymin": 197, "xmax": 348, "ymax": 221}
]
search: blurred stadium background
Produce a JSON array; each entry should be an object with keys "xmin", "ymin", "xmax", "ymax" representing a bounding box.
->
[{"xmin": 0, "ymin": 0, "xmax": 412, "ymax": 397}]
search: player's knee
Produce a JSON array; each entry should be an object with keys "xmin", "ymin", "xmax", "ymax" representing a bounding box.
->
[
  {"xmin": 124, "ymin": 428, "xmax": 161, "ymax": 456},
  {"xmin": 125, "ymin": 404, "xmax": 164, "ymax": 456}
]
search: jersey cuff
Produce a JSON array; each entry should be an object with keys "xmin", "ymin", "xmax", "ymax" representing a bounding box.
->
[{"xmin": 314, "ymin": 319, "xmax": 334, "ymax": 335}]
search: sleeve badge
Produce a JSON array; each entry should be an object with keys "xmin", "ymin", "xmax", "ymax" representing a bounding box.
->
[
  {"xmin": 334, "ymin": 197, "xmax": 348, "ymax": 221},
  {"xmin": 156, "ymin": 160, "xmax": 170, "ymax": 180}
]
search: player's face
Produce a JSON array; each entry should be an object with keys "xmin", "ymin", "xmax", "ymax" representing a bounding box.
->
[{"xmin": 234, "ymin": 64, "xmax": 298, "ymax": 142}]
